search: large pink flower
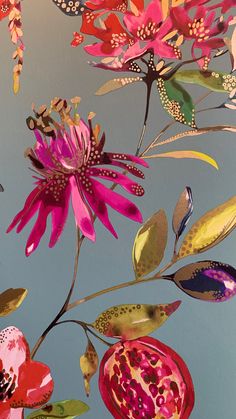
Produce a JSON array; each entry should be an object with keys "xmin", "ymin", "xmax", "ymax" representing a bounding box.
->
[
  {"xmin": 7, "ymin": 117, "xmax": 147, "ymax": 256},
  {"xmin": 170, "ymin": 1, "xmax": 232, "ymax": 69},
  {"xmin": 0, "ymin": 326, "xmax": 54, "ymax": 419}
]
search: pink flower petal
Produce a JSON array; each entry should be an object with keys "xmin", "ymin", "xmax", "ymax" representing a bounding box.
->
[
  {"xmin": 90, "ymin": 178, "xmax": 143, "ymax": 223},
  {"xmin": 83, "ymin": 188, "xmax": 118, "ymax": 238},
  {"xmin": 84, "ymin": 42, "xmax": 123, "ymax": 57},
  {"xmin": 25, "ymin": 203, "xmax": 51, "ymax": 256},
  {"xmin": 0, "ymin": 327, "xmax": 29, "ymax": 375},
  {"xmin": 104, "ymin": 152, "xmax": 149, "ymax": 167},
  {"xmin": 49, "ymin": 184, "xmax": 71, "ymax": 248},
  {"xmin": 69, "ymin": 175, "xmax": 96, "ymax": 241},
  {"xmin": 89, "ymin": 167, "xmax": 145, "ymax": 196},
  {"xmin": 0, "ymin": 406, "xmax": 23, "ymax": 419}
]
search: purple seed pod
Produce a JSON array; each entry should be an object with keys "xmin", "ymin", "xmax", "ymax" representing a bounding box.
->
[{"xmin": 166, "ymin": 260, "xmax": 236, "ymax": 302}]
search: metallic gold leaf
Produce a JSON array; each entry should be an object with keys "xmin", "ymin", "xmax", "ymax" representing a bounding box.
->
[
  {"xmin": 80, "ymin": 339, "xmax": 99, "ymax": 397},
  {"xmin": 92, "ymin": 301, "xmax": 181, "ymax": 340},
  {"xmin": 132, "ymin": 209, "xmax": 168, "ymax": 279},
  {"xmin": 178, "ymin": 196, "xmax": 236, "ymax": 259},
  {"xmin": 0, "ymin": 288, "xmax": 28, "ymax": 317},
  {"xmin": 172, "ymin": 187, "xmax": 193, "ymax": 238}
]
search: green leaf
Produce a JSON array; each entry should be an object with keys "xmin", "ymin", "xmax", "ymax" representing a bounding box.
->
[
  {"xmin": 157, "ymin": 78, "xmax": 196, "ymax": 127},
  {"xmin": 92, "ymin": 300, "xmax": 181, "ymax": 340},
  {"xmin": 95, "ymin": 77, "xmax": 142, "ymax": 96},
  {"xmin": 132, "ymin": 209, "xmax": 168, "ymax": 279},
  {"xmin": 172, "ymin": 70, "xmax": 236, "ymax": 93},
  {"xmin": 0, "ymin": 288, "xmax": 28, "ymax": 317},
  {"xmin": 27, "ymin": 400, "xmax": 90, "ymax": 419}
]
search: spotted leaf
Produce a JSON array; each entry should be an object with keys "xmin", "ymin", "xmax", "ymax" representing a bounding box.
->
[
  {"xmin": 95, "ymin": 77, "xmax": 142, "ymax": 96},
  {"xmin": 92, "ymin": 301, "xmax": 181, "ymax": 340},
  {"xmin": 27, "ymin": 400, "xmax": 89, "ymax": 418},
  {"xmin": 132, "ymin": 209, "xmax": 168, "ymax": 279},
  {"xmin": 172, "ymin": 70, "xmax": 236, "ymax": 94},
  {"xmin": 0, "ymin": 288, "xmax": 28, "ymax": 317},
  {"xmin": 80, "ymin": 339, "xmax": 99, "ymax": 397},
  {"xmin": 178, "ymin": 196, "xmax": 236, "ymax": 259},
  {"xmin": 157, "ymin": 78, "xmax": 196, "ymax": 127}
]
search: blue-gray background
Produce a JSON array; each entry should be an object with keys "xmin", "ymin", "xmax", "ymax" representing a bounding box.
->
[{"xmin": 0, "ymin": 1, "xmax": 236, "ymax": 418}]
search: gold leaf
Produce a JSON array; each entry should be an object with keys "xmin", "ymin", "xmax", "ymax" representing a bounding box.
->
[
  {"xmin": 178, "ymin": 196, "xmax": 236, "ymax": 259},
  {"xmin": 95, "ymin": 77, "xmax": 142, "ymax": 96},
  {"xmin": 144, "ymin": 150, "xmax": 219, "ymax": 169},
  {"xmin": 132, "ymin": 210, "xmax": 168, "ymax": 279},
  {"xmin": 92, "ymin": 301, "xmax": 181, "ymax": 340},
  {"xmin": 0, "ymin": 288, "xmax": 28, "ymax": 317},
  {"xmin": 172, "ymin": 187, "xmax": 193, "ymax": 238},
  {"xmin": 80, "ymin": 339, "xmax": 98, "ymax": 397}
]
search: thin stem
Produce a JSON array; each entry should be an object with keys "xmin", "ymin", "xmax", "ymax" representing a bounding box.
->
[
  {"xmin": 31, "ymin": 228, "xmax": 82, "ymax": 359},
  {"xmin": 56, "ymin": 320, "xmax": 112, "ymax": 347},
  {"xmin": 136, "ymin": 81, "xmax": 153, "ymax": 156},
  {"xmin": 67, "ymin": 256, "xmax": 177, "ymax": 312}
]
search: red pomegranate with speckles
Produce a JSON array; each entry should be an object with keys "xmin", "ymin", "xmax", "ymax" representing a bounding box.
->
[{"xmin": 99, "ymin": 336, "xmax": 194, "ymax": 418}]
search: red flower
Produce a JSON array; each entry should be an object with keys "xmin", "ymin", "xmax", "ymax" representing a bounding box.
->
[
  {"xmin": 99, "ymin": 336, "xmax": 195, "ymax": 418},
  {"xmin": 85, "ymin": 0, "xmax": 128, "ymax": 13},
  {"xmin": 170, "ymin": 1, "xmax": 232, "ymax": 69},
  {"xmin": 71, "ymin": 31, "xmax": 84, "ymax": 47},
  {"xmin": 0, "ymin": 0, "xmax": 13, "ymax": 20},
  {"xmin": 0, "ymin": 327, "xmax": 54, "ymax": 419}
]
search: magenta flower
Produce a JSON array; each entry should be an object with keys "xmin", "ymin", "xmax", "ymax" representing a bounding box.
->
[
  {"xmin": 170, "ymin": 1, "xmax": 232, "ymax": 69},
  {"xmin": 81, "ymin": 0, "xmax": 181, "ymax": 71},
  {"xmin": 123, "ymin": 0, "xmax": 181, "ymax": 62},
  {"xmin": 0, "ymin": 326, "xmax": 54, "ymax": 418},
  {"xmin": 7, "ymin": 113, "xmax": 147, "ymax": 256}
]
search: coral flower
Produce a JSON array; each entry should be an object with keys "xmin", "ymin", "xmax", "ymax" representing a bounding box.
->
[
  {"xmin": 170, "ymin": 1, "xmax": 232, "ymax": 69},
  {"xmin": 0, "ymin": 326, "xmax": 54, "ymax": 418},
  {"xmin": 0, "ymin": 0, "xmax": 13, "ymax": 20},
  {"xmin": 7, "ymin": 110, "xmax": 147, "ymax": 256},
  {"xmin": 99, "ymin": 336, "xmax": 195, "ymax": 418}
]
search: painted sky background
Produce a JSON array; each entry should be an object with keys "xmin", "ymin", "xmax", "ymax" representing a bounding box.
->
[{"xmin": 0, "ymin": 1, "xmax": 236, "ymax": 417}]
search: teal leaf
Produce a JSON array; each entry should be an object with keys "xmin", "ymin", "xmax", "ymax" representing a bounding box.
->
[
  {"xmin": 157, "ymin": 78, "xmax": 196, "ymax": 127},
  {"xmin": 172, "ymin": 70, "xmax": 236, "ymax": 93},
  {"xmin": 27, "ymin": 400, "xmax": 90, "ymax": 419}
]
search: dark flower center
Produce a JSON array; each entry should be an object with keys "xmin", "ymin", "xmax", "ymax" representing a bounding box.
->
[{"xmin": 0, "ymin": 368, "xmax": 17, "ymax": 401}]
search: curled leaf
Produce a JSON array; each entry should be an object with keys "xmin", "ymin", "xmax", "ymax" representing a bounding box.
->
[
  {"xmin": 0, "ymin": 288, "xmax": 28, "ymax": 317},
  {"xmin": 172, "ymin": 187, "xmax": 193, "ymax": 239},
  {"xmin": 95, "ymin": 77, "xmax": 142, "ymax": 96},
  {"xmin": 144, "ymin": 150, "xmax": 218, "ymax": 169},
  {"xmin": 167, "ymin": 261, "xmax": 236, "ymax": 302},
  {"xmin": 178, "ymin": 196, "xmax": 236, "ymax": 259},
  {"xmin": 80, "ymin": 339, "xmax": 99, "ymax": 397},
  {"xmin": 132, "ymin": 210, "xmax": 168, "ymax": 279},
  {"xmin": 26, "ymin": 400, "xmax": 90, "ymax": 418},
  {"xmin": 92, "ymin": 301, "xmax": 181, "ymax": 340}
]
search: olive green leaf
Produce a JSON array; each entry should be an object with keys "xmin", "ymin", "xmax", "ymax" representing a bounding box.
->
[
  {"xmin": 0, "ymin": 288, "xmax": 28, "ymax": 317},
  {"xmin": 172, "ymin": 70, "xmax": 236, "ymax": 93},
  {"xmin": 27, "ymin": 400, "xmax": 89, "ymax": 418},
  {"xmin": 80, "ymin": 339, "xmax": 99, "ymax": 397},
  {"xmin": 92, "ymin": 301, "xmax": 181, "ymax": 340},
  {"xmin": 95, "ymin": 77, "xmax": 142, "ymax": 96},
  {"xmin": 157, "ymin": 78, "xmax": 196, "ymax": 127},
  {"xmin": 132, "ymin": 209, "xmax": 168, "ymax": 279},
  {"xmin": 178, "ymin": 196, "xmax": 236, "ymax": 259}
]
